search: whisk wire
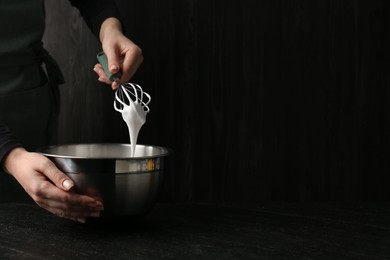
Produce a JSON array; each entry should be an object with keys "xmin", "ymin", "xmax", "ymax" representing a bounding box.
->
[{"xmin": 113, "ymin": 83, "xmax": 151, "ymax": 113}]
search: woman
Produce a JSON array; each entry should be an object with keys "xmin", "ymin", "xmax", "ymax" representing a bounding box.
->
[{"xmin": 0, "ymin": 0, "xmax": 143, "ymax": 223}]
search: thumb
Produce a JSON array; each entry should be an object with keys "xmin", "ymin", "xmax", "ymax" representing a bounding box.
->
[
  {"xmin": 104, "ymin": 48, "xmax": 121, "ymax": 75},
  {"xmin": 41, "ymin": 160, "xmax": 74, "ymax": 191}
]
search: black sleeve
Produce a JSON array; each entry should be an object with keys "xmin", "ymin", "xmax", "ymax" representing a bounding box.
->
[
  {"xmin": 0, "ymin": 125, "xmax": 22, "ymax": 169},
  {"xmin": 68, "ymin": 0, "xmax": 122, "ymax": 36}
]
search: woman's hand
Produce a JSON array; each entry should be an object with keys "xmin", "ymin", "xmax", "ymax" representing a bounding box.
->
[
  {"xmin": 93, "ymin": 17, "xmax": 143, "ymax": 89},
  {"xmin": 3, "ymin": 147, "xmax": 104, "ymax": 223}
]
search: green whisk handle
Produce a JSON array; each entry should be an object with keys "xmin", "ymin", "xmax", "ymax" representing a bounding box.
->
[{"xmin": 96, "ymin": 52, "xmax": 122, "ymax": 81}]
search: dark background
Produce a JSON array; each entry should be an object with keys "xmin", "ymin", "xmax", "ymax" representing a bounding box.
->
[{"xmin": 42, "ymin": 0, "xmax": 390, "ymax": 203}]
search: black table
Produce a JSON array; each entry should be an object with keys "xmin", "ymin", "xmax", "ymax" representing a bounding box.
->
[{"xmin": 0, "ymin": 202, "xmax": 389, "ymax": 259}]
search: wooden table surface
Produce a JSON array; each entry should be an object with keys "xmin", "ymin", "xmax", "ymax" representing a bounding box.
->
[{"xmin": 0, "ymin": 202, "xmax": 388, "ymax": 259}]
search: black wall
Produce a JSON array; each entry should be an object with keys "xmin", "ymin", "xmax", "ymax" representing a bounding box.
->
[{"xmin": 43, "ymin": 0, "xmax": 390, "ymax": 202}]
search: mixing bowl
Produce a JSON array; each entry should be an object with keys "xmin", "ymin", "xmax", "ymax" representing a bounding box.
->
[{"xmin": 38, "ymin": 143, "xmax": 170, "ymax": 217}]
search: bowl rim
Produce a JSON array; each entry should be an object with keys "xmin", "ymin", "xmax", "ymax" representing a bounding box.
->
[{"xmin": 36, "ymin": 143, "xmax": 171, "ymax": 159}]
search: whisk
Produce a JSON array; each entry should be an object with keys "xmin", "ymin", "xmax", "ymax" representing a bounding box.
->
[
  {"xmin": 97, "ymin": 52, "xmax": 151, "ymax": 156},
  {"xmin": 96, "ymin": 52, "xmax": 151, "ymax": 112}
]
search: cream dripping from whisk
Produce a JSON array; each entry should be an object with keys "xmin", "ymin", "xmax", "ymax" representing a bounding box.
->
[
  {"xmin": 97, "ymin": 52, "xmax": 151, "ymax": 157},
  {"xmin": 114, "ymin": 83, "xmax": 151, "ymax": 157}
]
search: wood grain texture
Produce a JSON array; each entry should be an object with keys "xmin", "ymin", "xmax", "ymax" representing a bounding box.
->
[
  {"xmin": 42, "ymin": 0, "xmax": 390, "ymax": 202},
  {"xmin": 0, "ymin": 203, "xmax": 388, "ymax": 259}
]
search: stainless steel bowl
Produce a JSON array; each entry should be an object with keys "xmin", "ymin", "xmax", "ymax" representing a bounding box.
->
[{"xmin": 38, "ymin": 143, "xmax": 170, "ymax": 217}]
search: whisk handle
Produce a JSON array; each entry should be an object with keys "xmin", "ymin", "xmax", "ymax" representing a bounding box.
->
[{"xmin": 96, "ymin": 52, "xmax": 122, "ymax": 81}]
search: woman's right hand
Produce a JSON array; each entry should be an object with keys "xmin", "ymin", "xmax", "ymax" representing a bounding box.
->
[
  {"xmin": 93, "ymin": 17, "xmax": 143, "ymax": 90},
  {"xmin": 3, "ymin": 147, "xmax": 104, "ymax": 223}
]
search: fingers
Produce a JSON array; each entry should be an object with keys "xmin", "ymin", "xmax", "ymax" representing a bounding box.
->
[
  {"xmin": 36, "ymin": 158, "xmax": 74, "ymax": 191},
  {"xmin": 94, "ymin": 43, "xmax": 143, "ymax": 90},
  {"xmin": 41, "ymin": 204, "xmax": 101, "ymax": 224},
  {"xmin": 34, "ymin": 182, "xmax": 105, "ymax": 223},
  {"xmin": 93, "ymin": 64, "xmax": 111, "ymax": 84},
  {"xmin": 93, "ymin": 64, "xmax": 120, "ymax": 90}
]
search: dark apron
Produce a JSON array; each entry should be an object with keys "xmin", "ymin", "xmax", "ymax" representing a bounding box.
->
[{"xmin": 0, "ymin": 0, "xmax": 64, "ymax": 202}]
